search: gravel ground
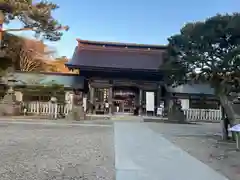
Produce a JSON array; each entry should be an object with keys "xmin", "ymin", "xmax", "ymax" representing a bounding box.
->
[
  {"xmin": 0, "ymin": 122, "xmax": 115, "ymax": 180},
  {"xmin": 148, "ymin": 122, "xmax": 240, "ymax": 180}
]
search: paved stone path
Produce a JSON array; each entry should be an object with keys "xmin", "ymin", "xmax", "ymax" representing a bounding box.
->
[{"xmin": 114, "ymin": 122, "xmax": 229, "ymax": 180}]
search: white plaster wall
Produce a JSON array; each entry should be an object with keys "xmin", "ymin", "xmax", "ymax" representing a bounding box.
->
[
  {"xmin": 180, "ymin": 99, "xmax": 189, "ymax": 109},
  {"xmin": 83, "ymin": 97, "xmax": 87, "ymax": 112}
]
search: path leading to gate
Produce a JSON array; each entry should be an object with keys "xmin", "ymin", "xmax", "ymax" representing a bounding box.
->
[{"xmin": 114, "ymin": 122, "xmax": 229, "ymax": 180}]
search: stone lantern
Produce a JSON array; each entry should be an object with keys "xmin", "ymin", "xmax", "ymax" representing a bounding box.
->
[{"xmin": 0, "ymin": 73, "xmax": 21, "ymax": 116}]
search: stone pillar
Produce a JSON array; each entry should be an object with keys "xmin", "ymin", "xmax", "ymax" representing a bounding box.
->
[
  {"xmin": 139, "ymin": 88, "xmax": 143, "ymax": 115},
  {"xmin": 67, "ymin": 92, "xmax": 85, "ymax": 121},
  {"xmin": 108, "ymin": 86, "xmax": 113, "ymax": 114},
  {"xmin": 65, "ymin": 91, "xmax": 74, "ymax": 111},
  {"xmin": 50, "ymin": 96, "xmax": 58, "ymax": 119},
  {"xmin": 15, "ymin": 91, "xmax": 23, "ymax": 102}
]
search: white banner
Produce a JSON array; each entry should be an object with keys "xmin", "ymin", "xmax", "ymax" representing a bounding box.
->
[{"xmin": 146, "ymin": 92, "xmax": 155, "ymax": 111}]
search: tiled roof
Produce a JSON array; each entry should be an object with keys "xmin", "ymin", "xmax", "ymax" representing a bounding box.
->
[
  {"xmin": 4, "ymin": 72, "xmax": 85, "ymax": 89},
  {"xmin": 66, "ymin": 46, "xmax": 166, "ymax": 70}
]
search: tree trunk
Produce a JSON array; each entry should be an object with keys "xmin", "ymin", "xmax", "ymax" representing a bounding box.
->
[
  {"xmin": 219, "ymin": 95, "xmax": 235, "ymax": 124},
  {"xmin": 220, "ymin": 106, "xmax": 227, "ymax": 140},
  {"xmin": 219, "ymin": 94, "xmax": 240, "ymax": 140}
]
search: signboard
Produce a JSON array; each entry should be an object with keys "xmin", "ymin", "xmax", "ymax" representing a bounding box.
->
[{"xmin": 146, "ymin": 92, "xmax": 155, "ymax": 111}]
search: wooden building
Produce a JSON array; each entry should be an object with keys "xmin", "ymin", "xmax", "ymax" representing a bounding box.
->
[
  {"xmin": 168, "ymin": 84, "xmax": 220, "ymax": 110},
  {"xmin": 66, "ymin": 39, "xmax": 170, "ymax": 114},
  {"xmin": 0, "ymin": 71, "xmax": 87, "ymax": 102},
  {"xmin": 65, "ymin": 39, "xmax": 220, "ymax": 115}
]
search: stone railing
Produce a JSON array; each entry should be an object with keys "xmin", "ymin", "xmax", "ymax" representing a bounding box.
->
[{"xmin": 183, "ymin": 108, "xmax": 222, "ymax": 122}]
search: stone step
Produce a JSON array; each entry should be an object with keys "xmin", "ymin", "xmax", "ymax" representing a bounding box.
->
[{"xmin": 111, "ymin": 115, "xmax": 142, "ymax": 121}]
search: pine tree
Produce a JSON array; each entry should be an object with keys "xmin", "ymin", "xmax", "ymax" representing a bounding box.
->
[
  {"xmin": 163, "ymin": 13, "xmax": 240, "ymax": 138},
  {"xmin": 0, "ymin": 0, "xmax": 69, "ymax": 41}
]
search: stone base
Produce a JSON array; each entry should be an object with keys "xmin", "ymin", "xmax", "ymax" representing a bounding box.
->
[
  {"xmin": 0, "ymin": 91, "xmax": 22, "ymax": 116},
  {"xmin": 0, "ymin": 103, "xmax": 21, "ymax": 116},
  {"xmin": 67, "ymin": 105, "xmax": 85, "ymax": 121},
  {"xmin": 168, "ymin": 109, "xmax": 186, "ymax": 123}
]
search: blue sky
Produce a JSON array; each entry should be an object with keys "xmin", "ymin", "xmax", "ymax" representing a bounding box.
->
[{"xmin": 6, "ymin": 0, "xmax": 239, "ymax": 58}]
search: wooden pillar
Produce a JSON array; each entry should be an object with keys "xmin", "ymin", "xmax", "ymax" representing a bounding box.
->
[
  {"xmin": 156, "ymin": 84, "xmax": 162, "ymax": 108},
  {"xmin": 108, "ymin": 86, "xmax": 113, "ymax": 114},
  {"xmin": 89, "ymin": 85, "xmax": 95, "ymax": 114},
  {"xmin": 90, "ymin": 87, "xmax": 94, "ymax": 103},
  {"xmin": 139, "ymin": 88, "xmax": 143, "ymax": 115}
]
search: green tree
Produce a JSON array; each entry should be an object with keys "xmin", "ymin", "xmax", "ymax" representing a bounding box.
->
[
  {"xmin": 1, "ymin": 0, "xmax": 69, "ymax": 41},
  {"xmin": 0, "ymin": 0, "xmax": 69, "ymax": 74},
  {"xmin": 163, "ymin": 13, "xmax": 240, "ymax": 129}
]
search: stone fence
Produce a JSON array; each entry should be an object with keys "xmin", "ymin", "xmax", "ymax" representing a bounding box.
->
[
  {"xmin": 183, "ymin": 108, "xmax": 222, "ymax": 122},
  {"xmin": 22, "ymin": 101, "xmax": 222, "ymax": 121},
  {"xmin": 22, "ymin": 101, "xmax": 72, "ymax": 119}
]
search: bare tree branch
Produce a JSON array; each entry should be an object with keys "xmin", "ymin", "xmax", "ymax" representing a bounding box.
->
[{"xmin": 19, "ymin": 46, "xmax": 44, "ymax": 72}]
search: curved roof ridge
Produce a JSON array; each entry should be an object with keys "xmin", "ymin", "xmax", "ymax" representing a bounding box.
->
[
  {"xmin": 77, "ymin": 45, "xmax": 164, "ymax": 54},
  {"xmin": 76, "ymin": 38, "xmax": 167, "ymax": 50}
]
